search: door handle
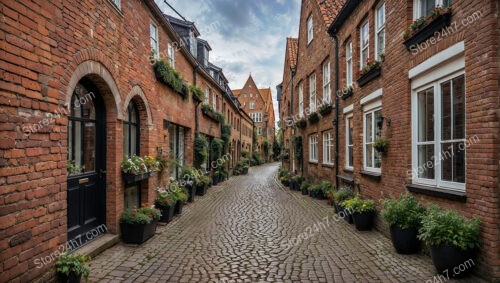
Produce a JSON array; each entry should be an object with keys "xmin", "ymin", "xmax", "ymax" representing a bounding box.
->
[{"xmin": 99, "ymin": 169, "xmax": 107, "ymax": 179}]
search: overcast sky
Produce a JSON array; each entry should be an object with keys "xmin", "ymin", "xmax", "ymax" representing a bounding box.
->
[{"xmin": 154, "ymin": 0, "xmax": 301, "ymax": 121}]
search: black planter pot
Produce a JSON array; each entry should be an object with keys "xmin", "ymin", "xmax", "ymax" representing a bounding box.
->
[
  {"xmin": 57, "ymin": 272, "xmax": 82, "ymax": 283},
  {"xmin": 158, "ymin": 205, "xmax": 175, "ymax": 223},
  {"xmin": 352, "ymin": 211, "xmax": 375, "ymax": 231},
  {"xmin": 187, "ymin": 184, "xmax": 196, "ymax": 202},
  {"xmin": 242, "ymin": 168, "xmax": 249, "ymax": 174},
  {"xmin": 308, "ymin": 113, "xmax": 320, "ymax": 124},
  {"xmin": 318, "ymin": 105, "xmax": 333, "ymax": 116},
  {"xmin": 122, "ymin": 172, "xmax": 150, "ymax": 185},
  {"xmin": 403, "ymin": 12, "xmax": 452, "ymax": 50},
  {"xmin": 338, "ymin": 204, "xmax": 353, "ymax": 224},
  {"xmin": 341, "ymin": 88, "xmax": 354, "ymax": 100},
  {"xmin": 212, "ymin": 176, "xmax": 220, "ymax": 185},
  {"xmin": 282, "ymin": 180, "xmax": 290, "ymax": 187},
  {"xmin": 311, "ymin": 191, "xmax": 318, "ymax": 198},
  {"xmin": 301, "ymin": 188, "xmax": 308, "ymax": 195},
  {"xmin": 120, "ymin": 220, "xmax": 157, "ymax": 244},
  {"xmin": 196, "ymin": 184, "xmax": 207, "ymax": 196},
  {"xmin": 357, "ymin": 67, "xmax": 381, "ymax": 87},
  {"xmin": 174, "ymin": 200, "xmax": 183, "ymax": 215},
  {"xmin": 290, "ymin": 180, "xmax": 297, "ymax": 190},
  {"xmin": 390, "ymin": 225, "xmax": 421, "ymax": 254},
  {"xmin": 316, "ymin": 190, "xmax": 325, "ymax": 200},
  {"xmin": 430, "ymin": 244, "xmax": 477, "ymax": 277}
]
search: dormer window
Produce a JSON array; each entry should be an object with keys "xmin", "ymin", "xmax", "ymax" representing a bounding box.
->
[
  {"xmin": 189, "ymin": 30, "xmax": 197, "ymax": 57},
  {"xmin": 209, "ymin": 70, "xmax": 214, "ymax": 77},
  {"xmin": 204, "ymin": 47, "xmax": 209, "ymax": 66}
]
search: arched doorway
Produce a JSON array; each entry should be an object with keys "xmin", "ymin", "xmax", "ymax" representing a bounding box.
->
[{"xmin": 67, "ymin": 79, "xmax": 106, "ymax": 244}]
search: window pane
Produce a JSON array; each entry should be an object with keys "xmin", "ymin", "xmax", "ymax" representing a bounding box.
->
[
  {"xmin": 123, "ymin": 124, "xmax": 129, "ymax": 157},
  {"xmin": 418, "ymin": 87, "xmax": 434, "ymax": 142},
  {"xmin": 417, "ymin": 144, "xmax": 435, "ymax": 179},
  {"xmin": 130, "ymin": 125, "xmax": 137, "ymax": 156},
  {"xmin": 366, "ymin": 144, "xmax": 373, "ymax": 167},
  {"xmin": 375, "ymin": 110, "xmax": 382, "ymax": 139},
  {"xmin": 124, "ymin": 185, "xmax": 140, "ymax": 209},
  {"xmin": 374, "ymin": 149, "xmax": 382, "ymax": 168},
  {"xmin": 441, "ymin": 80, "xmax": 452, "ymax": 140},
  {"xmin": 377, "ymin": 29, "xmax": 385, "ymax": 55},
  {"xmin": 82, "ymin": 122, "xmax": 96, "ymax": 173},
  {"xmin": 453, "ymin": 75, "xmax": 465, "ymax": 139},
  {"xmin": 348, "ymin": 146, "xmax": 354, "ymax": 167},
  {"xmin": 348, "ymin": 118, "xmax": 353, "ymax": 145},
  {"xmin": 441, "ymin": 142, "xmax": 465, "ymax": 183},
  {"xmin": 366, "ymin": 113, "xmax": 373, "ymax": 143}
]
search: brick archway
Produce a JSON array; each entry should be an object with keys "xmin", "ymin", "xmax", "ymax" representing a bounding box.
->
[{"xmin": 123, "ymin": 85, "xmax": 153, "ymax": 126}]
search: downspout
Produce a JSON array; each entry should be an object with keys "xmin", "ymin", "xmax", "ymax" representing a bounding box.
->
[
  {"xmin": 193, "ymin": 65, "xmax": 200, "ymax": 135},
  {"xmin": 332, "ymin": 35, "xmax": 340, "ymax": 187}
]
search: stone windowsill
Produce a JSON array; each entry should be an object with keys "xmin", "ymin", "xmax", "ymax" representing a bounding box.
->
[
  {"xmin": 360, "ymin": 170, "xmax": 381, "ymax": 180},
  {"xmin": 406, "ymin": 183, "xmax": 467, "ymax": 202}
]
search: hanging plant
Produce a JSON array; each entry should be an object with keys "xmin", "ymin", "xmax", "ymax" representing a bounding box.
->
[
  {"xmin": 189, "ymin": 85, "xmax": 204, "ymax": 102},
  {"xmin": 153, "ymin": 59, "xmax": 189, "ymax": 99},
  {"xmin": 374, "ymin": 138, "xmax": 388, "ymax": 153},
  {"xmin": 293, "ymin": 136, "xmax": 303, "ymax": 164},
  {"xmin": 308, "ymin": 112, "xmax": 320, "ymax": 123},
  {"xmin": 295, "ymin": 118, "xmax": 307, "ymax": 129},
  {"xmin": 211, "ymin": 138, "xmax": 224, "ymax": 160}
]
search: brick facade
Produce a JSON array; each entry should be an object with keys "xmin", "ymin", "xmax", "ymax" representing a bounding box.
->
[
  {"xmin": 0, "ymin": 0, "xmax": 253, "ymax": 281},
  {"xmin": 279, "ymin": 0, "xmax": 500, "ymax": 280}
]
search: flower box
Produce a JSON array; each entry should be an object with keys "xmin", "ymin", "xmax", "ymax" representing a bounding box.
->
[
  {"xmin": 357, "ymin": 66, "xmax": 381, "ymax": 87},
  {"xmin": 403, "ymin": 12, "xmax": 452, "ymax": 50},
  {"xmin": 295, "ymin": 119, "xmax": 307, "ymax": 129},
  {"xmin": 308, "ymin": 112, "xmax": 320, "ymax": 124},
  {"xmin": 196, "ymin": 184, "xmax": 207, "ymax": 196},
  {"xmin": 341, "ymin": 88, "xmax": 354, "ymax": 100},
  {"xmin": 174, "ymin": 200, "xmax": 183, "ymax": 215},
  {"xmin": 202, "ymin": 108, "xmax": 219, "ymax": 122},
  {"xmin": 186, "ymin": 184, "xmax": 196, "ymax": 202},
  {"xmin": 120, "ymin": 220, "xmax": 158, "ymax": 244},
  {"xmin": 318, "ymin": 105, "xmax": 333, "ymax": 116},
  {"xmin": 153, "ymin": 61, "xmax": 189, "ymax": 99},
  {"xmin": 122, "ymin": 172, "xmax": 150, "ymax": 185}
]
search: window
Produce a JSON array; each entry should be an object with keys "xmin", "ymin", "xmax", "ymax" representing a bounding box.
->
[
  {"xmin": 346, "ymin": 114, "xmax": 354, "ymax": 169},
  {"xmin": 250, "ymin": 102, "xmax": 255, "ymax": 109},
  {"xmin": 169, "ymin": 124, "xmax": 186, "ymax": 179},
  {"xmin": 189, "ymin": 30, "xmax": 197, "ymax": 57},
  {"xmin": 323, "ymin": 131, "xmax": 334, "ymax": 165},
  {"xmin": 323, "ymin": 61, "xmax": 331, "ymax": 103},
  {"xmin": 257, "ymin": 126, "xmax": 262, "ymax": 135},
  {"xmin": 346, "ymin": 41, "xmax": 353, "ymax": 86},
  {"xmin": 123, "ymin": 103, "xmax": 140, "ymax": 208},
  {"xmin": 110, "ymin": 0, "xmax": 120, "ymax": 9},
  {"xmin": 309, "ymin": 74, "xmax": 316, "ymax": 112},
  {"xmin": 213, "ymin": 93, "xmax": 217, "ymax": 111},
  {"xmin": 375, "ymin": 2, "xmax": 386, "ymax": 60},
  {"xmin": 167, "ymin": 42, "xmax": 175, "ymax": 68},
  {"xmin": 413, "ymin": 73, "xmax": 465, "ymax": 190},
  {"xmin": 298, "ymin": 82, "xmax": 304, "ymax": 117},
  {"xmin": 360, "ymin": 22, "xmax": 370, "ymax": 68},
  {"xmin": 204, "ymin": 88, "xmax": 210, "ymax": 104},
  {"xmin": 204, "ymin": 47, "xmax": 209, "ymax": 66},
  {"xmin": 307, "ymin": 15, "xmax": 313, "ymax": 44},
  {"xmin": 150, "ymin": 23, "xmax": 159, "ymax": 58},
  {"xmin": 364, "ymin": 108, "xmax": 383, "ymax": 172},
  {"xmin": 309, "ymin": 134, "xmax": 318, "ymax": 162},
  {"xmin": 413, "ymin": 0, "xmax": 449, "ymax": 19},
  {"xmin": 251, "ymin": 113, "xmax": 262, "ymax": 123},
  {"xmin": 250, "ymin": 93, "xmax": 253, "ymax": 98}
]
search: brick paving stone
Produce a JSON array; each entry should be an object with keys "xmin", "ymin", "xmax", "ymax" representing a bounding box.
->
[{"xmin": 88, "ymin": 163, "xmax": 484, "ymax": 283}]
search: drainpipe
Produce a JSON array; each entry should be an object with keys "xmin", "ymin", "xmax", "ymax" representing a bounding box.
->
[
  {"xmin": 194, "ymin": 65, "xmax": 200, "ymax": 135},
  {"xmin": 332, "ymin": 35, "xmax": 340, "ymax": 187}
]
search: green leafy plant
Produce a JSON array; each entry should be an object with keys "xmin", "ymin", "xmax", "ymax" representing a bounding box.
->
[
  {"xmin": 341, "ymin": 196, "xmax": 376, "ymax": 213},
  {"xmin": 198, "ymin": 175, "xmax": 212, "ymax": 187},
  {"xmin": 318, "ymin": 102, "xmax": 333, "ymax": 115},
  {"xmin": 373, "ymin": 138, "xmax": 388, "ymax": 153},
  {"xmin": 194, "ymin": 134, "xmax": 208, "ymax": 168},
  {"xmin": 120, "ymin": 205, "xmax": 161, "ymax": 225},
  {"xmin": 55, "ymin": 253, "xmax": 91, "ymax": 281},
  {"xmin": 308, "ymin": 111, "xmax": 320, "ymax": 123},
  {"xmin": 67, "ymin": 160, "xmax": 83, "ymax": 176},
  {"xmin": 154, "ymin": 191, "xmax": 177, "ymax": 208},
  {"xmin": 221, "ymin": 124, "xmax": 231, "ymax": 144},
  {"xmin": 201, "ymin": 103, "xmax": 214, "ymax": 113},
  {"xmin": 295, "ymin": 117, "xmax": 307, "ymax": 129},
  {"xmin": 173, "ymin": 188, "xmax": 189, "ymax": 204},
  {"xmin": 121, "ymin": 155, "xmax": 148, "ymax": 174},
  {"xmin": 418, "ymin": 205, "xmax": 481, "ymax": 250},
  {"xmin": 189, "ymin": 85, "xmax": 204, "ymax": 102},
  {"xmin": 332, "ymin": 187, "xmax": 354, "ymax": 204},
  {"xmin": 357, "ymin": 58, "xmax": 382, "ymax": 78},
  {"xmin": 215, "ymin": 112, "xmax": 225, "ymax": 123},
  {"xmin": 403, "ymin": 5, "xmax": 452, "ymax": 39},
  {"xmin": 381, "ymin": 193, "xmax": 425, "ymax": 229},
  {"xmin": 300, "ymin": 181, "xmax": 311, "ymax": 191},
  {"xmin": 293, "ymin": 136, "xmax": 303, "ymax": 164},
  {"xmin": 153, "ymin": 59, "xmax": 189, "ymax": 98}
]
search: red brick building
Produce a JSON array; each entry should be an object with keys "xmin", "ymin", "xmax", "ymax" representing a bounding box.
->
[
  {"xmin": 233, "ymin": 75, "xmax": 276, "ymax": 159},
  {"xmin": 0, "ymin": 0, "xmax": 252, "ymax": 281},
  {"xmin": 279, "ymin": 0, "xmax": 500, "ymax": 280}
]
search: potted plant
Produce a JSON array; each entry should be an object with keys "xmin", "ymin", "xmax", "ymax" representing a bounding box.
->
[
  {"xmin": 173, "ymin": 187, "xmax": 188, "ymax": 215},
  {"xmin": 308, "ymin": 111, "xmax": 320, "ymax": 123},
  {"xmin": 340, "ymin": 85, "xmax": 354, "ymax": 100},
  {"xmin": 213, "ymin": 170, "xmax": 221, "ymax": 185},
  {"xmin": 381, "ymin": 194, "xmax": 425, "ymax": 254},
  {"xmin": 325, "ymin": 186, "xmax": 335, "ymax": 206},
  {"xmin": 373, "ymin": 138, "xmax": 388, "ymax": 153},
  {"xmin": 154, "ymin": 191, "xmax": 176, "ymax": 223},
  {"xmin": 356, "ymin": 58, "xmax": 382, "ymax": 86},
  {"xmin": 196, "ymin": 175, "xmax": 211, "ymax": 196},
  {"xmin": 333, "ymin": 187, "xmax": 355, "ymax": 223},
  {"xmin": 318, "ymin": 102, "xmax": 333, "ymax": 116},
  {"xmin": 300, "ymin": 181, "xmax": 311, "ymax": 195},
  {"xmin": 403, "ymin": 5, "xmax": 452, "ymax": 50},
  {"xmin": 119, "ymin": 204, "xmax": 160, "ymax": 244},
  {"xmin": 316, "ymin": 181, "xmax": 331, "ymax": 200},
  {"xmin": 419, "ymin": 206, "xmax": 481, "ymax": 276},
  {"xmin": 342, "ymin": 196, "xmax": 376, "ymax": 231},
  {"xmin": 309, "ymin": 184, "xmax": 320, "ymax": 198},
  {"xmin": 189, "ymin": 85, "xmax": 204, "ymax": 103},
  {"xmin": 55, "ymin": 253, "xmax": 90, "ymax": 283},
  {"xmin": 121, "ymin": 155, "xmax": 150, "ymax": 185},
  {"xmin": 180, "ymin": 167, "xmax": 197, "ymax": 202},
  {"xmin": 295, "ymin": 118, "xmax": 307, "ymax": 129},
  {"xmin": 291, "ymin": 175, "xmax": 303, "ymax": 191}
]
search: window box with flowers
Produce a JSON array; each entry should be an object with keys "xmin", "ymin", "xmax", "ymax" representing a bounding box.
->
[
  {"xmin": 121, "ymin": 155, "xmax": 160, "ymax": 185},
  {"xmin": 119, "ymin": 204, "xmax": 161, "ymax": 244},
  {"xmin": 153, "ymin": 59, "xmax": 189, "ymax": 99},
  {"xmin": 308, "ymin": 111, "xmax": 320, "ymax": 124},
  {"xmin": 201, "ymin": 103, "xmax": 223, "ymax": 123},
  {"xmin": 340, "ymin": 85, "xmax": 354, "ymax": 100},
  {"xmin": 357, "ymin": 57, "xmax": 383, "ymax": 87},
  {"xmin": 154, "ymin": 186, "xmax": 177, "ymax": 223},
  {"xmin": 190, "ymin": 85, "xmax": 204, "ymax": 103},
  {"xmin": 403, "ymin": 6, "xmax": 452, "ymax": 50},
  {"xmin": 295, "ymin": 117, "xmax": 307, "ymax": 129},
  {"xmin": 318, "ymin": 102, "xmax": 333, "ymax": 116}
]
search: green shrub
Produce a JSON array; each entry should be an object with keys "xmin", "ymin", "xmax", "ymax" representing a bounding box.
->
[
  {"xmin": 381, "ymin": 193, "xmax": 425, "ymax": 229},
  {"xmin": 342, "ymin": 196, "xmax": 376, "ymax": 213},
  {"xmin": 194, "ymin": 134, "xmax": 208, "ymax": 168},
  {"xmin": 300, "ymin": 181, "xmax": 311, "ymax": 191},
  {"xmin": 154, "ymin": 59, "xmax": 188, "ymax": 98},
  {"xmin": 55, "ymin": 253, "xmax": 91, "ymax": 280},
  {"xmin": 154, "ymin": 192, "xmax": 177, "ymax": 207},
  {"xmin": 418, "ymin": 205, "xmax": 481, "ymax": 250},
  {"xmin": 332, "ymin": 187, "xmax": 354, "ymax": 204},
  {"xmin": 189, "ymin": 85, "xmax": 204, "ymax": 102}
]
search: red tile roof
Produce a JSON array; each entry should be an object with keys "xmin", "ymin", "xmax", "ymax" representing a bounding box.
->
[
  {"xmin": 315, "ymin": 0, "xmax": 346, "ymax": 27},
  {"xmin": 286, "ymin": 37, "xmax": 298, "ymax": 69}
]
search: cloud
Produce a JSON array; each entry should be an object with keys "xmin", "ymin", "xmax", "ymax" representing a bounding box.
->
[{"xmin": 155, "ymin": 0, "xmax": 301, "ymax": 122}]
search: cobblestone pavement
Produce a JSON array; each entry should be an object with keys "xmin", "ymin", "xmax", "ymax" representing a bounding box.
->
[{"xmin": 89, "ymin": 163, "xmax": 481, "ymax": 283}]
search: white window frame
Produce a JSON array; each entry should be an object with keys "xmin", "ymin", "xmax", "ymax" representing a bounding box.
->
[
  {"xmin": 299, "ymin": 82, "xmax": 304, "ymax": 117},
  {"xmin": 323, "ymin": 131, "xmax": 334, "ymax": 165},
  {"xmin": 360, "ymin": 21, "xmax": 370, "ymax": 68},
  {"xmin": 413, "ymin": 0, "xmax": 447, "ymax": 20},
  {"xmin": 309, "ymin": 134, "xmax": 318, "ymax": 162},
  {"xmin": 411, "ymin": 70, "xmax": 466, "ymax": 191},
  {"xmin": 346, "ymin": 41, "xmax": 353, "ymax": 86},
  {"xmin": 375, "ymin": 2, "xmax": 386, "ymax": 60},
  {"xmin": 212, "ymin": 93, "xmax": 217, "ymax": 111},
  {"xmin": 110, "ymin": 0, "xmax": 121, "ymax": 9},
  {"xmin": 345, "ymin": 113, "xmax": 354, "ymax": 170},
  {"xmin": 204, "ymin": 88, "xmax": 210, "ymax": 104},
  {"xmin": 309, "ymin": 74, "xmax": 316, "ymax": 112},
  {"xmin": 150, "ymin": 22, "xmax": 159, "ymax": 58},
  {"xmin": 323, "ymin": 61, "xmax": 331, "ymax": 104},
  {"xmin": 167, "ymin": 42, "xmax": 175, "ymax": 68},
  {"xmin": 250, "ymin": 102, "xmax": 255, "ymax": 109},
  {"xmin": 257, "ymin": 126, "xmax": 262, "ymax": 136},
  {"xmin": 363, "ymin": 105, "xmax": 382, "ymax": 173},
  {"xmin": 307, "ymin": 15, "xmax": 313, "ymax": 44}
]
